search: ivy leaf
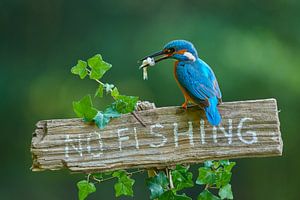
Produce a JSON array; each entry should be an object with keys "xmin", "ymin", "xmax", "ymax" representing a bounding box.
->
[
  {"xmin": 215, "ymin": 170, "xmax": 232, "ymax": 188},
  {"xmin": 114, "ymin": 95, "xmax": 139, "ymax": 114},
  {"xmin": 159, "ymin": 190, "xmax": 192, "ymax": 200},
  {"xmin": 204, "ymin": 160, "xmax": 213, "ymax": 168},
  {"xmin": 111, "ymin": 87, "xmax": 119, "ymax": 99},
  {"xmin": 224, "ymin": 161, "xmax": 236, "ymax": 172},
  {"xmin": 112, "ymin": 170, "xmax": 135, "ymax": 197},
  {"xmin": 171, "ymin": 165, "xmax": 194, "ymax": 191},
  {"xmin": 95, "ymin": 84, "xmax": 104, "ymax": 98},
  {"xmin": 218, "ymin": 184, "xmax": 233, "ymax": 200},
  {"xmin": 88, "ymin": 54, "xmax": 112, "ymax": 80},
  {"xmin": 71, "ymin": 60, "xmax": 88, "ymax": 79},
  {"xmin": 77, "ymin": 180, "xmax": 96, "ymax": 200},
  {"xmin": 146, "ymin": 172, "xmax": 169, "ymax": 200},
  {"xmin": 198, "ymin": 190, "xmax": 220, "ymax": 200},
  {"xmin": 196, "ymin": 167, "xmax": 216, "ymax": 185},
  {"xmin": 93, "ymin": 105, "xmax": 121, "ymax": 129},
  {"xmin": 73, "ymin": 95, "xmax": 98, "ymax": 121},
  {"xmin": 215, "ymin": 160, "xmax": 235, "ymax": 188},
  {"xmin": 219, "ymin": 160, "xmax": 230, "ymax": 166},
  {"xmin": 213, "ymin": 161, "xmax": 220, "ymax": 169}
]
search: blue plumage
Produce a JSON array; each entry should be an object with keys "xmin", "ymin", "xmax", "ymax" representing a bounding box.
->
[
  {"xmin": 165, "ymin": 40, "xmax": 222, "ymax": 125},
  {"xmin": 141, "ymin": 39, "xmax": 222, "ymax": 126}
]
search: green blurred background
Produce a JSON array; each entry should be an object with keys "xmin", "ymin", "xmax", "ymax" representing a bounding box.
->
[{"xmin": 1, "ymin": 0, "xmax": 299, "ymax": 199}]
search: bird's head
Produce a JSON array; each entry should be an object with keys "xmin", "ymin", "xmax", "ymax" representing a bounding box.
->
[{"xmin": 139, "ymin": 40, "xmax": 198, "ymax": 69}]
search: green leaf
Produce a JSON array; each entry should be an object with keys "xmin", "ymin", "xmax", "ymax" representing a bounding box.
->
[
  {"xmin": 114, "ymin": 95, "xmax": 139, "ymax": 114},
  {"xmin": 220, "ymin": 160, "xmax": 230, "ymax": 166},
  {"xmin": 171, "ymin": 165, "xmax": 194, "ymax": 191},
  {"xmin": 146, "ymin": 172, "xmax": 169, "ymax": 199},
  {"xmin": 215, "ymin": 160, "xmax": 235, "ymax": 188},
  {"xmin": 95, "ymin": 84, "xmax": 104, "ymax": 98},
  {"xmin": 224, "ymin": 162, "xmax": 236, "ymax": 172},
  {"xmin": 198, "ymin": 190, "xmax": 220, "ymax": 200},
  {"xmin": 196, "ymin": 167, "xmax": 216, "ymax": 185},
  {"xmin": 111, "ymin": 87, "xmax": 119, "ymax": 99},
  {"xmin": 88, "ymin": 54, "xmax": 112, "ymax": 80},
  {"xmin": 204, "ymin": 160, "xmax": 213, "ymax": 168},
  {"xmin": 213, "ymin": 161, "xmax": 220, "ymax": 169},
  {"xmin": 159, "ymin": 190, "xmax": 192, "ymax": 200},
  {"xmin": 73, "ymin": 95, "xmax": 98, "ymax": 121},
  {"xmin": 112, "ymin": 170, "xmax": 126, "ymax": 178},
  {"xmin": 93, "ymin": 105, "xmax": 121, "ymax": 129},
  {"xmin": 215, "ymin": 170, "xmax": 232, "ymax": 188},
  {"xmin": 71, "ymin": 60, "xmax": 88, "ymax": 79},
  {"xmin": 219, "ymin": 184, "xmax": 233, "ymax": 200},
  {"xmin": 77, "ymin": 180, "xmax": 96, "ymax": 200},
  {"xmin": 112, "ymin": 170, "xmax": 135, "ymax": 197}
]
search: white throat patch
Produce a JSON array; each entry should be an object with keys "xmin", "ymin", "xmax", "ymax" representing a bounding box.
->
[{"xmin": 183, "ymin": 52, "xmax": 196, "ymax": 62}]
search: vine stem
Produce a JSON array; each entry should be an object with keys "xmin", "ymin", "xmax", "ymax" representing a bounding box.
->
[
  {"xmin": 131, "ymin": 111, "xmax": 146, "ymax": 127},
  {"xmin": 87, "ymin": 68, "xmax": 146, "ymax": 127},
  {"xmin": 91, "ymin": 169, "xmax": 145, "ymax": 184},
  {"xmin": 167, "ymin": 168, "xmax": 174, "ymax": 189}
]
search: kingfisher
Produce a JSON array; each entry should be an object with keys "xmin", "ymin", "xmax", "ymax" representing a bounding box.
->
[{"xmin": 140, "ymin": 40, "xmax": 222, "ymax": 126}]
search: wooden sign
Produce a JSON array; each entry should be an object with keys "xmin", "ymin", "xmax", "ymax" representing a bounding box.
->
[{"xmin": 31, "ymin": 98, "xmax": 283, "ymax": 173}]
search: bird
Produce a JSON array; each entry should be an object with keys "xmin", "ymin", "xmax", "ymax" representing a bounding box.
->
[{"xmin": 140, "ymin": 40, "xmax": 222, "ymax": 126}]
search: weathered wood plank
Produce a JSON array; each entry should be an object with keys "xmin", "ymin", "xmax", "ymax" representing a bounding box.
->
[{"xmin": 31, "ymin": 98, "xmax": 283, "ymax": 173}]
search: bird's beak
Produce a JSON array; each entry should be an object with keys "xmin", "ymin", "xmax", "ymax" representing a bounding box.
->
[{"xmin": 139, "ymin": 50, "xmax": 170, "ymax": 69}]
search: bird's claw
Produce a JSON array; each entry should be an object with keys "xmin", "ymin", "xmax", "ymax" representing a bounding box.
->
[{"xmin": 181, "ymin": 102, "xmax": 188, "ymax": 110}]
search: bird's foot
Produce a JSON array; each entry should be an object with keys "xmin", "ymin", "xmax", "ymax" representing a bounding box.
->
[{"xmin": 181, "ymin": 102, "xmax": 188, "ymax": 110}]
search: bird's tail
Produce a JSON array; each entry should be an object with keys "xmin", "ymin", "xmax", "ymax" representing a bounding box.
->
[{"xmin": 204, "ymin": 97, "xmax": 221, "ymax": 126}]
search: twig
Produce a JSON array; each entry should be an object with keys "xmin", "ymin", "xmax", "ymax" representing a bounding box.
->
[{"xmin": 131, "ymin": 111, "xmax": 146, "ymax": 127}]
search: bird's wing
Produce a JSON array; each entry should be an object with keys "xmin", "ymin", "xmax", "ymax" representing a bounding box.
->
[
  {"xmin": 176, "ymin": 62, "xmax": 218, "ymax": 103},
  {"xmin": 198, "ymin": 59, "xmax": 222, "ymax": 101},
  {"xmin": 213, "ymin": 78, "xmax": 222, "ymax": 103}
]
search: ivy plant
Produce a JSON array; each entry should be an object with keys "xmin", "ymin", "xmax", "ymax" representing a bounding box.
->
[
  {"xmin": 71, "ymin": 54, "xmax": 138, "ymax": 129},
  {"xmin": 71, "ymin": 54, "xmax": 236, "ymax": 200}
]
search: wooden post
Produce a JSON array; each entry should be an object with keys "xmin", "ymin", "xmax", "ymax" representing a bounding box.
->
[{"xmin": 31, "ymin": 98, "xmax": 283, "ymax": 173}]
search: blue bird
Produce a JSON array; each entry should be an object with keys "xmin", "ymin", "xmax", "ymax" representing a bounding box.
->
[{"xmin": 140, "ymin": 40, "xmax": 222, "ymax": 126}]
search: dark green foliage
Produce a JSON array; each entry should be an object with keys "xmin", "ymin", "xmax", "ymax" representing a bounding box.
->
[
  {"xmin": 171, "ymin": 165, "xmax": 194, "ymax": 191},
  {"xmin": 219, "ymin": 184, "xmax": 233, "ymax": 200},
  {"xmin": 198, "ymin": 190, "xmax": 220, "ymax": 200},
  {"xmin": 113, "ymin": 95, "xmax": 139, "ymax": 114},
  {"xmin": 112, "ymin": 170, "xmax": 135, "ymax": 197},
  {"xmin": 146, "ymin": 172, "xmax": 169, "ymax": 199},
  {"xmin": 159, "ymin": 190, "xmax": 192, "ymax": 200},
  {"xmin": 196, "ymin": 160, "xmax": 235, "ymax": 200}
]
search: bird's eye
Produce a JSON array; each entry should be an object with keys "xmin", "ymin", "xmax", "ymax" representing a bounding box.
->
[{"xmin": 165, "ymin": 48, "xmax": 175, "ymax": 54}]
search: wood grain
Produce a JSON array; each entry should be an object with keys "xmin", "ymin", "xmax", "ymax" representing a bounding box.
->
[{"xmin": 31, "ymin": 98, "xmax": 283, "ymax": 173}]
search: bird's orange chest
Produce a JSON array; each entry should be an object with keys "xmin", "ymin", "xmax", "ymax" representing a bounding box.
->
[{"xmin": 173, "ymin": 61, "xmax": 194, "ymax": 103}]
